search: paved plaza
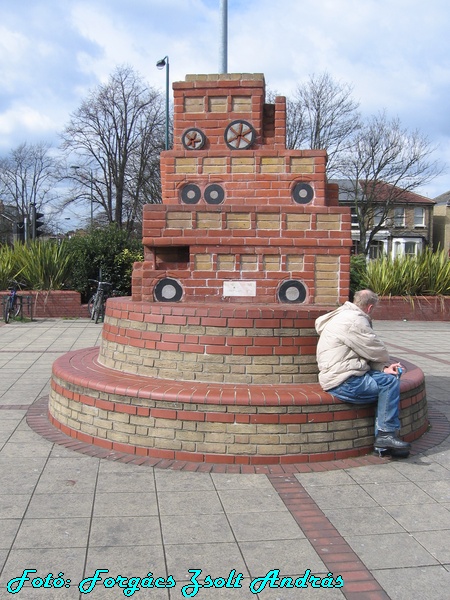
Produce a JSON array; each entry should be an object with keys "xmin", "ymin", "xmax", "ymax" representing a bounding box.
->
[{"xmin": 0, "ymin": 317, "xmax": 449, "ymax": 599}]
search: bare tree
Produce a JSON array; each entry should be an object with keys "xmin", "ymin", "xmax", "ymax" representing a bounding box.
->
[
  {"xmin": 0, "ymin": 141, "xmax": 59, "ymax": 239},
  {"xmin": 286, "ymin": 73, "xmax": 361, "ymax": 175},
  {"xmin": 337, "ymin": 112, "xmax": 443, "ymax": 254},
  {"xmin": 61, "ymin": 65, "xmax": 165, "ymax": 232}
]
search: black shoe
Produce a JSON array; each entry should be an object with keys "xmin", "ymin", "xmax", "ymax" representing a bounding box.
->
[{"xmin": 374, "ymin": 432, "xmax": 411, "ymax": 458}]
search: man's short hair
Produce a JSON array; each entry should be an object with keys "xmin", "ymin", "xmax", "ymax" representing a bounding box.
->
[{"xmin": 353, "ymin": 289, "xmax": 379, "ymax": 308}]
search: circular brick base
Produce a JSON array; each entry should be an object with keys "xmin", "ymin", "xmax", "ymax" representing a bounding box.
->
[
  {"xmin": 49, "ymin": 347, "xmax": 428, "ymax": 465},
  {"xmin": 99, "ymin": 298, "xmax": 328, "ymax": 384}
]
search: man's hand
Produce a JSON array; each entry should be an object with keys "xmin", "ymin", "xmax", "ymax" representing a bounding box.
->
[{"xmin": 384, "ymin": 362, "xmax": 403, "ymax": 376}]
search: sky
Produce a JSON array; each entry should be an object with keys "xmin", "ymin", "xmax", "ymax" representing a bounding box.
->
[{"xmin": 1, "ymin": 0, "xmax": 450, "ymax": 201}]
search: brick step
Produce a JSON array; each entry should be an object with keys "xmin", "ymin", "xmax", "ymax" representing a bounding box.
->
[{"xmin": 48, "ymin": 347, "xmax": 428, "ymax": 465}]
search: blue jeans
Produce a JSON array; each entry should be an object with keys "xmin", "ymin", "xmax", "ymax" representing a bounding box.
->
[{"xmin": 328, "ymin": 370, "xmax": 401, "ymax": 434}]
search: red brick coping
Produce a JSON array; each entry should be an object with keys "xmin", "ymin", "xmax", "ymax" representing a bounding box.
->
[{"xmin": 49, "ymin": 347, "xmax": 428, "ymax": 465}]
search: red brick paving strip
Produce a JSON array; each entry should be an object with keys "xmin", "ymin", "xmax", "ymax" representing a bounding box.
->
[{"xmin": 268, "ymin": 474, "xmax": 391, "ymax": 599}]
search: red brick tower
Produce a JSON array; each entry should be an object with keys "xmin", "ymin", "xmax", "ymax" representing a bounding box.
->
[{"xmin": 132, "ymin": 73, "xmax": 352, "ymax": 306}]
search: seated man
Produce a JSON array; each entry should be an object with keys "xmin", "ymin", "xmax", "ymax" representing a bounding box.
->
[{"xmin": 315, "ymin": 289, "xmax": 410, "ymax": 457}]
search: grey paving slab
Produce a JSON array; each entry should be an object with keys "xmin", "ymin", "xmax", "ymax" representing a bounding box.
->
[
  {"xmin": 413, "ymin": 530, "xmax": 450, "ymax": 563},
  {"xmin": 160, "ymin": 513, "xmax": 235, "ymax": 545},
  {"xmin": 391, "ymin": 459, "xmax": 450, "ymax": 481},
  {"xmin": 85, "ymin": 544, "xmax": 167, "ymax": 576},
  {"xmin": 383, "ymin": 503, "xmax": 450, "ymax": 532},
  {"xmin": 93, "ymin": 491, "xmax": 159, "ymax": 517},
  {"xmin": 96, "ymin": 462, "xmax": 156, "ymax": 493},
  {"xmin": 361, "ymin": 481, "xmax": 438, "ymax": 505},
  {"xmin": 89, "ymin": 516, "xmax": 162, "ymax": 547},
  {"xmin": 211, "ymin": 473, "xmax": 274, "ymax": 489},
  {"xmin": 258, "ymin": 587, "xmax": 345, "ymax": 600},
  {"xmin": 0, "ymin": 519, "xmax": 21, "ymax": 550},
  {"xmin": 165, "ymin": 542, "xmax": 250, "ymax": 580},
  {"xmin": 415, "ymin": 478, "xmax": 450, "ymax": 502},
  {"xmin": 295, "ymin": 469, "xmax": 357, "ymax": 487},
  {"xmin": 157, "ymin": 490, "xmax": 223, "ymax": 515},
  {"xmin": 218, "ymin": 488, "xmax": 288, "ymax": 513},
  {"xmin": 239, "ymin": 539, "xmax": 327, "ymax": 577},
  {"xmin": 346, "ymin": 532, "xmax": 439, "ymax": 569},
  {"xmin": 82, "ymin": 586, "xmax": 170, "ymax": 600},
  {"xmin": 227, "ymin": 510, "xmax": 305, "ymax": 541},
  {"xmin": 2, "ymin": 586, "xmax": 81, "ymax": 599},
  {"xmin": 346, "ymin": 463, "xmax": 410, "ymax": 484},
  {"xmin": 0, "ymin": 547, "xmax": 86, "ymax": 589},
  {"xmin": 34, "ymin": 460, "xmax": 99, "ymax": 495},
  {"xmin": 297, "ymin": 482, "xmax": 379, "ymax": 509},
  {"xmin": 0, "ymin": 457, "xmax": 46, "ymax": 495},
  {"xmin": 154, "ymin": 469, "xmax": 215, "ymax": 491},
  {"xmin": 323, "ymin": 506, "xmax": 405, "ymax": 536},
  {"xmin": 12, "ymin": 517, "xmax": 90, "ymax": 549},
  {"xmin": 374, "ymin": 565, "xmax": 450, "ymax": 600},
  {"xmin": 0, "ymin": 441, "xmax": 53, "ymax": 458},
  {"xmin": 25, "ymin": 493, "xmax": 94, "ymax": 519},
  {"xmin": 0, "ymin": 495, "xmax": 31, "ymax": 519}
]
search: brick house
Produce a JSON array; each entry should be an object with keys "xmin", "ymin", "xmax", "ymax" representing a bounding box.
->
[
  {"xmin": 333, "ymin": 179, "xmax": 435, "ymax": 257},
  {"xmin": 433, "ymin": 191, "xmax": 450, "ymax": 255}
]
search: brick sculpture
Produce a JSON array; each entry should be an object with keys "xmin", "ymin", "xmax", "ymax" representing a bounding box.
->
[{"xmin": 49, "ymin": 74, "xmax": 428, "ymax": 465}]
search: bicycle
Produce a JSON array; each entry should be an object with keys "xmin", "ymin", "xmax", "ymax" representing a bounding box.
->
[
  {"xmin": 88, "ymin": 279, "xmax": 113, "ymax": 323},
  {"xmin": 3, "ymin": 281, "xmax": 23, "ymax": 323}
]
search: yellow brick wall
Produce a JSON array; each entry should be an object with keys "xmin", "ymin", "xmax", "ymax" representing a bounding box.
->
[{"xmin": 315, "ymin": 256, "xmax": 339, "ymax": 304}]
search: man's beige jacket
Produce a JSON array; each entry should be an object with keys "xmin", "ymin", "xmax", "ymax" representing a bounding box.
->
[{"xmin": 315, "ymin": 301, "xmax": 390, "ymax": 391}]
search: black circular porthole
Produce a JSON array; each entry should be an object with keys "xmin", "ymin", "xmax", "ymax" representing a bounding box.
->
[
  {"xmin": 182, "ymin": 127, "xmax": 206, "ymax": 150},
  {"xmin": 204, "ymin": 184, "xmax": 225, "ymax": 205},
  {"xmin": 180, "ymin": 184, "xmax": 201, "ymax": 204},
  {"xmin": 278, "ymin": 280, "xmax": 307, "ymax": 304},
  {"xmin": 292, "ymin": 182, "xmax": 314, "ymax": 204},
  {"xmin": 224, "ymin": 119, "xmax": 256, "ymax": 150},
  {"xmin": 154, "ymin": 278, "xmax": 183, "ymax": 302}
]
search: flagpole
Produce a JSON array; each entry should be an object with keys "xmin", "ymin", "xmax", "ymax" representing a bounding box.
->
[{"xmin": 219, "ymin": 0, "xmax": 228, "ymax": 73}]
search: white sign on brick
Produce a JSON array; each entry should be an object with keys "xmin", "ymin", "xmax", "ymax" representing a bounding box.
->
[{"xmin": 223, "ymin": 281, "xmax": 257, "ymax": 297}]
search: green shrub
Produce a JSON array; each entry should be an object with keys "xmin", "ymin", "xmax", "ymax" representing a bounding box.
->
[
  {"xmin": 0, "ymin": 245, "xmax": 23, "ymax": 290},
  {"xmin": 13, "ymin": 240, "xmax": 73, "ymax": 290},
  {"xmin": 419, "ymin": 247, "xmax": 450, "ymax": 295},
  {"xmin": 65, "ymin": 225, "xmax": 143, "ymax": 301},
  {"xmin": 362, "ymin": 249, "xmax": 450, "ymax": 297},
  {"xmin": 349, "ymin": 254, "xmax": 367, "ymax": 299}
]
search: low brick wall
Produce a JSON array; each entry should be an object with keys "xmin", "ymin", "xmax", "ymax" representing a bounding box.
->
[
  {"xmin": 376, "ymin": 296, "xmax": 450, "ymax": 321},
  {"xmin": 49, "ymin": 347, "xmax": 428, "ymax": 464},
  {"xmin": 1, "ymin": 290, "xmax": 88, "ymax": 319}
]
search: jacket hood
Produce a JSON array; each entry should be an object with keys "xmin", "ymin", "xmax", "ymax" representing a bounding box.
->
[{"xmin": 315, "ymin": 301, "xmax": 368, "ymax": 335}]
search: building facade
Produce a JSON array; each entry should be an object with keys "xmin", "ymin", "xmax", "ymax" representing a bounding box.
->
[{"xmin": 334, "ymin": 179, "xmax": 435, "ymax": 257}]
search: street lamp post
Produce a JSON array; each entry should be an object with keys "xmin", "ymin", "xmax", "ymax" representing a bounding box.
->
[{"xmin": 156, "ymin": 56, "xmax": 170, "ymax": 150}]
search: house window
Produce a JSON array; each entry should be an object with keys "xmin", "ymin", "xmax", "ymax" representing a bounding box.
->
[
  {"xmin": 373, "ymin": 207, "xmax": 384, "ymax": 227},
  {"xmin": 369, "ymin": 240, "xmax": 384, "ymax": 259},
  {"xmin": 414, "ymin": 207, "xmax": 425, "ymax": 228},
  {"xmin": 404, "ymin": 241, "xmax": 419, "ymax": 256},
  {"xmin": 350, "ymin": 208, "xmax": 359, "ymax": 228},
  {"xmin": 394, "ymin": 207, "xmax": 405, "ymax": 227},
  {"xmin": 392, "ymin": 237, "xmax": 422, "ymax": 257}
]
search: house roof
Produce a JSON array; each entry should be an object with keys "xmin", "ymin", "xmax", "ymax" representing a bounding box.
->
[
  {"xmin": 434, "ymin": 191, "xmax": 450, "ymax": 206},
  {"xmin": 331, "ymin": 179, "xmax": 435, "ymax": 206}
]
